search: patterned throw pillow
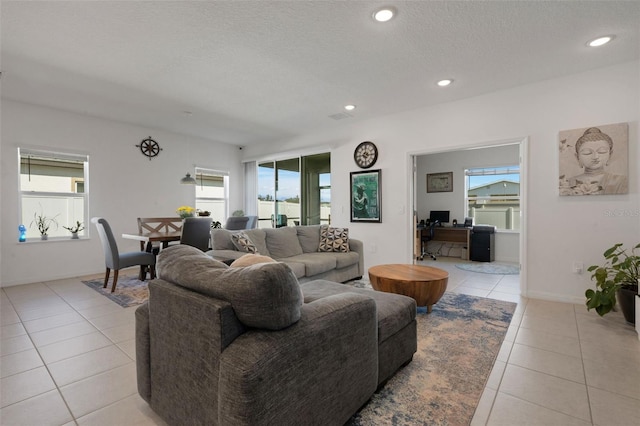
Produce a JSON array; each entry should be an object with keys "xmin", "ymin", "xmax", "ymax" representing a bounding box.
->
[
  {"xmin": 318, "ymin": 225, "xmax": 350, "ymax": 253},
  {"xmin": 231, "ymin": 231, "xmax": 257, "ymax": 254}
]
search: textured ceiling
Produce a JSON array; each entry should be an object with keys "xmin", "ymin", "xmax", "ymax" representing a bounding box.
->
[{"xmin": 1, "ymin": 1, "xmax": 639, "ymax": 146}]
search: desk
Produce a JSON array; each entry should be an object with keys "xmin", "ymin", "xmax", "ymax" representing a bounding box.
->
[{"xmin": 415, "ymin": 226, "xmax": 471, "ymax": 259}]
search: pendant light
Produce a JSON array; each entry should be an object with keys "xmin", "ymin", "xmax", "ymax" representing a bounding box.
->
[{"xmin": 180, "ymin": 173, "xmax": 196, "ymax": 185}]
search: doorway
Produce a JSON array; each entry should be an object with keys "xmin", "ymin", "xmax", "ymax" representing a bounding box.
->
[{"xmin": 409, "ymin": 137, "xmax": 527, "ymax": 297}]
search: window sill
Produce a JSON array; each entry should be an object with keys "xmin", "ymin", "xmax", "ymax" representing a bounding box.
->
[{"xmin": 17, "ymin": 237, "xmax": 90, "ymax": 244}]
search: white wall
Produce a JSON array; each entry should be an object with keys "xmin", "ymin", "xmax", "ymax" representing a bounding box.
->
[
  {"xmin": 244, "ymin": 60, "xmax": 639, "ymax": 304},
  {"xmin": 417, "ymin": 145, "xmax": 521, "ymax": 263},
  {"xmin": 1, "ymin": 100, "xmax": 244, "ymax": 286}
]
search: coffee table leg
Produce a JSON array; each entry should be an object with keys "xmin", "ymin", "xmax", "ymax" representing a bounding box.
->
[{"xmin": 427, "ymin": 305, "xmax": 433, "ymax": 314}]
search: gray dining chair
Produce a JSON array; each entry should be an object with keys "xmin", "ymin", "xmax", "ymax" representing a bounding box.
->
[
  {"xmin": 180, "ymin": 217, "xmax": 213, "ymax": 251},
  {"xmin": 224, "ymin": 216, "xmax": 250, "ymax": 230},
  {"xmin": 91, "ymin": 217, "xmax": 156, "ymax": 293},
  {"xmin": 245, "ymin": 215, "xmax": 259, "ymax": 229}
]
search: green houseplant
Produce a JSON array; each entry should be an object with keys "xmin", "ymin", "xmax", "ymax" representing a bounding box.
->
[
  {"xmin": 63, "ymin": 221, "xmax": 85, "ymax": 239},
  {"xmin": 585, "ymin": 243, "xmax": 639, "ymax": 324},
  {"xmin": 30, "ymin": 210, "xmax": 59, "ymax": 240}
]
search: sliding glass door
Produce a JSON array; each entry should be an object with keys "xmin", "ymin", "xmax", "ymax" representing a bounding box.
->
[{"xmin": 257, "ymin": 153, "xmax": 330, "ymax": 228}]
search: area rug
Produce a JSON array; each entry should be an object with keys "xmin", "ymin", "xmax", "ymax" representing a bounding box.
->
[
  {"xmin": 345, "ymin": 280, "xmax": 516, "ymax": 425},
  {"xmin": 82, "ymin": 276, "xmax": 149, "ymax": 308},
  {"xmin": 456, "ymin": 262, "xmax": 520, "ymax": 275}
]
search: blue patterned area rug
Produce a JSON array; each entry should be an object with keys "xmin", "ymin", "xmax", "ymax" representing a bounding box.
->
[
  {"xmin": 456, "ymin": 262, "xmax": 520, "ymax": 275},
  {"xmin": 82, "ymin": 276, "xmax": 149, "ymax": 308},
  {"xmin": 345, "ymin": 281, "xmax": 516, "ymax": 425}
]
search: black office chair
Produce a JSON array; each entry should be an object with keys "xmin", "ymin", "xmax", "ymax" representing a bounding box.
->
[
  {"xmin": 418, "ymin": 220, "xmax": 439, "ymax": 261},
  {"xmin": 180, "ymin": 217, "xmax": 213, "ymax": 251}
]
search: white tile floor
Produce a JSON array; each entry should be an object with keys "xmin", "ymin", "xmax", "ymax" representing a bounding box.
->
[{"xmin": 1, "ymin": 259, "xmax": 639, "ymax": 425}]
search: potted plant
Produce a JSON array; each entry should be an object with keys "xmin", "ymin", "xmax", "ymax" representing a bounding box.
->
[
  {"xmin": 30, "ymin": 210, "xmax": 59, "ymax": 240},
  {"xmin": 63, "ymin": 221, "xmax": 85, "ymax": 239},
  {"xmin": 585, "ymin": 242, "xmax": 639, "ymax": 324},
  {"xmin": 176, "ymin": 206, "xmax": 195, "ymax": 219},
  {"xmin": 232, "ymin": 209, "xmax": 245, "ymax": 217}
]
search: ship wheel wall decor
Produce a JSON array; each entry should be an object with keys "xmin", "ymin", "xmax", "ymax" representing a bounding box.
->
[{"xmin": 136, "ymin": 137, "xmax": 162, "ymax": 160}]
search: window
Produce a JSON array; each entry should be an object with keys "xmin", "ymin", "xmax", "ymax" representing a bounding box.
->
[
  {"xmin": 194, "ymin": 167, "xmax": 228, "ymax": 225},
  {"xmin": 465, "ymin": 166, "xmax": 520, "ymax": 231},
  {"xmin": 19, "ymin": 148, "xmax": 89, "ymax": 240},
  {"xmin": 257, "ymin": 153, "xmax": 330, "ymax": 228}
]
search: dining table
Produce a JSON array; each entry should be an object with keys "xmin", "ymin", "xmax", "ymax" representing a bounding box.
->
[{"xmin": 122, "ymin": 230, "xmax": 182, "ymax": 252}]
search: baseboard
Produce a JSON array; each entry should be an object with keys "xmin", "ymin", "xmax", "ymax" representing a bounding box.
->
[
  {"xmin": 525, "ymin": 290, "xmax": 585, "ymax": 305},
  {"xmin": 1, "ymin": 267, "xmax": 104, "ymax": 288}
]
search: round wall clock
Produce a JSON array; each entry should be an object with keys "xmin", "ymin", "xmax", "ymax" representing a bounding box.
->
[
  {"xmin": 136, "ymin": 136, "xmax": 162, "ymax": 160},
  {"xmin": 354, "ymin": 141, "xmax": 378, "ymax": 169}
]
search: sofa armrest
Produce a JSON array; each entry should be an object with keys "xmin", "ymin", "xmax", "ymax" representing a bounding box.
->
[
  {"xmin": 349, "ymin": 238, "xmax": 365, "ymax": 276},
  {"xmin": 135, "ymin": 302, "xmax": 151, "ymax": 403},
  {"xmin": 218, "ymin": 293, "xmax": 378, "ymax": 426}
]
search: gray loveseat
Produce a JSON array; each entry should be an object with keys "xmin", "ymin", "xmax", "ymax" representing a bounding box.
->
[
  {"xmin": 136, "ymin": 245, "xmax": 417, "ymax": 426},
  {"xmin": 208, "ymin": 225, "xmax": 364, "ymax": 283}
]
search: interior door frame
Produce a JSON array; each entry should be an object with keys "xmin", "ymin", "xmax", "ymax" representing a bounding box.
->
[{"xmin": 408, "ymin": 136, "xmax": 528, "ymax": 297}]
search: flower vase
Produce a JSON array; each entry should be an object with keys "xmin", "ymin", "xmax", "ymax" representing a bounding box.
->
[
  {"xmin": 71, "ymin": 232, "xmax": 79, "ymax": 239},
  {"xmin": 41, "ymin": 235, "xmax": 48, "ymax": 241}
]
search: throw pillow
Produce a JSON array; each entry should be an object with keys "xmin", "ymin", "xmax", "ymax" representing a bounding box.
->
[
  {"xmin": 231, "ymin": 231, "xmax": 257, "ymax": 254},
  {"xmin": 230, "ymin": 254, "xmax": 276, "ymax": 268},
  {"xmin": 318, "ymin": 225, "xmax": 350, "ymax": 253}
]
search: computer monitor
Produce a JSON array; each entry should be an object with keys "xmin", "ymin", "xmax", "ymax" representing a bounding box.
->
[{"xmin": 429, "ymin": 210, "xmax": 450, "ymax": 225}]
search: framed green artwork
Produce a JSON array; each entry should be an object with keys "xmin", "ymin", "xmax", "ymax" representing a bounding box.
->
[{"xmin": 350, "ymin": 169, "xmax": 381, "ymax": 223}]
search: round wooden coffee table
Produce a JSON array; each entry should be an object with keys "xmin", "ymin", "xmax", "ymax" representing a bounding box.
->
[{"xmin": 368, "ymin": 264, "xmax": 449, "ymax": 313}]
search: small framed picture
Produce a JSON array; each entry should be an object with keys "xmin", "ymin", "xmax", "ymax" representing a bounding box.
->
[
  {"xmin": 427, "ymin": 172, "xmax": 453, "ymax": 193},
  {"xmin": 350, "ymin": 170, "xmax": 381, "ymax": 223}
]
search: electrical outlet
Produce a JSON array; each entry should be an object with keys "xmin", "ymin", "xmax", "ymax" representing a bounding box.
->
[{"xmin": 573, "ymin": 261, "xmax": 584, "ymax": 274}]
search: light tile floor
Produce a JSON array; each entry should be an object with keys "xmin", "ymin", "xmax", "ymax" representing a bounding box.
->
[{"xmin": 1, "ymin": 259, "xmax": 638, "ymax": 425}]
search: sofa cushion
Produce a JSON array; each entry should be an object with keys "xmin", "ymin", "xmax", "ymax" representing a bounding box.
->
[
  {"xmin": 264, "ymin": 227, "xmax": 304, "ymax": 259},
  {"xmin": 211, "ymin": 229, "xmax": 237, "ymax": 251},
  {"xmin": 157, "ymin": 245, "xmax": 303, "ymax": 330},
  {"xmin": 230, "ymin": 254, "xmax": 276, "ymax": 268},
  {"xmin": 296, "ymin": 225, "xmax": 321, "ymax": 253},
  {"xmin": 300, "ymin": 280, "xmax": 416, "ymax": 343},
  {"xmin": 242, "ymin": 229, "xmax": 269, "ymax": 256},
  {"xmin": 231, "ymin": 231, "xmax": 257, "ymax": 254},
  {"xmin": 326, "ymin": 252, "xmax": 361, "ymax": 269},
  {"xmin": 279, "ymin": 260, "xmax": 306, "ymax": 279},
  {"xmin": 318, "ymin": 225, "xmax": 350, "ymax": 253},
  {"xmin": 286, "ymin": 253, "xmax": 337, "ymax": 277},
  {"xmin": 212, "ymin": 229, "xmax": 270, "ymax": 255}
]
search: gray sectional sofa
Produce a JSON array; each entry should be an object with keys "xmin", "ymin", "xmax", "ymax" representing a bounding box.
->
[
  {"xmin": 136, "ymin": 245, "xmax": 417, "ymax": 426},
  {"xmin": 208, "ymin": 225, "xmax": 364, "ymax": 283}
]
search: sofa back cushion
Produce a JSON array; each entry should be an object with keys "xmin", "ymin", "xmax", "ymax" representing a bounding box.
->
[
  {"xmin": 296, "ymin": 225, "xmax": 322, "ymax": 253},
  {"xmin": 212, "ymin": 228, "xmax": 269, "ymax": 256},
  {"xmin": 157, "ymin": 245, "xmax": 302, "ymax": 330},
  {"xmin": 243, "ymin": 229, "xmax": 269, "ymax": 256},
  {"xmin": 264, "ymin": 227, "xmax": 304, "ymax": 259}
]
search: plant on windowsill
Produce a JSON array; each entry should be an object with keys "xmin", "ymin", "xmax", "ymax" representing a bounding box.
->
[
  {"xmin": 63, "ymin": 221, "xmax": 85, "ymax": 239},
  {"xmin": 585, "ymin": 243, "xmax": 639, "ymax": 325},
  {"xmin": 30, "ymin": 210, "xmax": 59, "ymax": 240}
]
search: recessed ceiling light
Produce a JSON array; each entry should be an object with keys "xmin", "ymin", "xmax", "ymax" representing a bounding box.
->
[
  {"xmin": 437, "ymin": 79, "xmax": 453, "ymax": 87},
  {"xmin": 344, "ymin": 104, "xmax": 356, "ymax": 111},
  {"xmin": 587, "ymin": 35, "xmax": 615, "ymax": 47},
  {"xmin": 373, "ymin": 7, "xmax": 395, "ymax": 22}
]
